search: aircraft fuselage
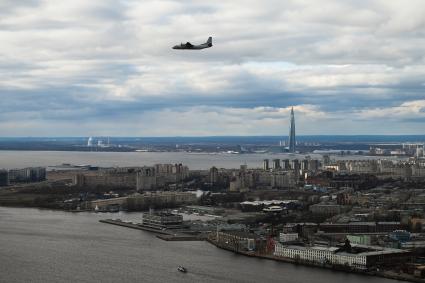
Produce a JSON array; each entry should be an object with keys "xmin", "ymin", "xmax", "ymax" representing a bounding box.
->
[
  {"xmin": 173, "ymin": 44, "xmax": 210, "ymax": 50},
  {"xmin": 173, "ymin": 37, "xmax": 213, "ymax": 50}
]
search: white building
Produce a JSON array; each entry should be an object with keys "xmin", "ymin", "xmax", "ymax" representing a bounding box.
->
[
  {"xmin": 279, "ymin": 233, "xmax": 299, "ymax": 243},
  {"xmin": 274, "ymin": 244, "xmax": 366, "ymax": 270},
  {"xmin": 274, "ymin": 243, "xmax": 410, "ymax": 270}
]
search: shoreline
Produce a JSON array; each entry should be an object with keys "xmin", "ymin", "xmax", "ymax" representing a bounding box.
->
[
  {"xmin": 206, "ymin": 238, "xmax": 424, "ymax": 283},
  {"xmin": 2, "ymin": 207, "xmax": 424, "ymax": 282},
  {"xmin": 96, "ymin": 218, "xmax": 424, "ymax": 283}
]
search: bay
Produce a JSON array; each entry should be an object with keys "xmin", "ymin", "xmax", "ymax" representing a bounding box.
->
[
  {"xmin": 0, "ymin": 150, "xmax": 401, "ymax": 170},
  {"xmin": 0, "ymin": 207, "xmax": 397, "ymax": 283}
]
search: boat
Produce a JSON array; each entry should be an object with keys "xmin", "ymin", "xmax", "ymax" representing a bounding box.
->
[
  {"xmin": 262, "ymin": 206, "xmax": 283, "ymax": 213},
  {"xmin": 177, "ymin": 266, "xmax": 187, "ymax": 273}
]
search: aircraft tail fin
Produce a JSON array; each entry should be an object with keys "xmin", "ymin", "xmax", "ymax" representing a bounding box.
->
[{"xmin": 206, "ymin": 36, "xmax": 212, "ymax": 46}]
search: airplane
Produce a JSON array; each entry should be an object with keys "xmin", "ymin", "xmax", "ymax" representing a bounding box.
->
[{"xmin": 172, "ymin": 37, "xmax": 212, "ymax": 50}]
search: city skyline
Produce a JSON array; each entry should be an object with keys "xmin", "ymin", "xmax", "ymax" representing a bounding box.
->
[{"xmin": 0, "ymin": 1, "xmax": 425, "ymax": 136}]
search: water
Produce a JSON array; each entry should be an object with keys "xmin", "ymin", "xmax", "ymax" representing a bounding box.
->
[
  {"xmin": 0, "ymin": 207, "xmax": 398, "ymax": 283},
  {"xmin": 0, "ymin": 150, "xmax": 403, "ymax": 170}
]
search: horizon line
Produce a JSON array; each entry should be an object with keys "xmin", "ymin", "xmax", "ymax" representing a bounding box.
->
[{"xmin": 0, "ymin": 134, "xmax": 425, "ymax": 139}]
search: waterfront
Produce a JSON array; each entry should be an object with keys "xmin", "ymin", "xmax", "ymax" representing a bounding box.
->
[
  {"xmin": 0, "ymin": 207, "xmax": 400, "ymax": 283},
  {"xmin": 0, "ymin": 150, "xmax": 404, "ymax": 170}
]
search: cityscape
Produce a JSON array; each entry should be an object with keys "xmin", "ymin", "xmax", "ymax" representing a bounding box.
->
[
  {"xmin": 1, "ymin": 1, "xmax": 425, "ymax": 283},
  {"xmin": 1, "ymin": 108, "xmax": 425, "ymax": 282}
]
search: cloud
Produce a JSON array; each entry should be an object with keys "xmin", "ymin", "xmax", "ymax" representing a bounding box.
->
[
  {"xmin": 356, "ymin": 100, "xmax": 425, "ymax": 120},
  {"xmin": 0, "ymin": 0, "xmax": 424, "ymax": 135},
  {"xmin": 1, "ymin": 102, "xmax": 423, "ymax": 136}
]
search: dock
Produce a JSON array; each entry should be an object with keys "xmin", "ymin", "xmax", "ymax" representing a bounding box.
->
[
  {"xmin": 156, "ymin": 234, "xmax": 206, "ymax": 241},
  {"xmin": 99, "ymin": 219, "xmax": 207, "ymax": 241},
  {"xmin": 99, "ymin": 219, "xmax": 171, "ymax": 235}
]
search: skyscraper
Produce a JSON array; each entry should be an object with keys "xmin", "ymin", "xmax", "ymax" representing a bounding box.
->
[
  {"xmin": 263, "ymin": 159, "xmax": 270, "ymax": 170},
  {"xmin": 288, "ymin": 107, "xmax": 296, "ymax": 153}
]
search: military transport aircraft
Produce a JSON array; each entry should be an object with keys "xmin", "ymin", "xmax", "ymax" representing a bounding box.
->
[{"xmin": 173, "ymin": 37, "xmax": 212, "ymax": 50}]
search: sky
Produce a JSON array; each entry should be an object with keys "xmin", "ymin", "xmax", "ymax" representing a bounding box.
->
[{"xmin": 0, "ymin": 0, "xmax": 424, "ymax": 136}]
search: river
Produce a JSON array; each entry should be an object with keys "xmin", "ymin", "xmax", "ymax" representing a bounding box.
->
[
  {"xmin": 0, "ymin": 150, "xmax": 403, "ymax": 170},
  {"xmin": 0, "ymin": 207, "xmax": 398, "ymax": 283}
]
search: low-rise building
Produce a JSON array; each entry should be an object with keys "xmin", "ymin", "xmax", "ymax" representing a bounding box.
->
[
  {"xmin": 346, "ymin": 235, "xmax": 372, "ymax": 245},
  {"xmin": 274, "ymin": 243, "xmax": 411, "ymax": 270},
  {"xmin": 90, "ymin": 191, "xmax": 197, "ymax": 211},
  {"xmin": 216, "ymin": 231, "xmax": 260, "ymax": 251},
  {"xmin": 271, "ymin": 171, "xmax": 295, "ymax": 188},
  {"xmin": 142, "ymin": 212, "xmax": 184, "ymax": 229},
  {"xmin": 8, "ymin": 167, "xmax": 46, "ymax": 183},
  {"xmin": 74, "ymin": 168, "xmax": 137, "ymax": 188},
  {"xmin": 279, "ymin": 233, "xmax": 299, "ymax": 243},
  {"xmin": 126, "ymin": 191, "xmax": 197, "ymax": 211},
  {"xmin": 0, "ymin": 170, "xmax": 9, "ymax": 186},
  {"xmin": 309, "ymin": 204, "xmax": 349, "ymax": 216},
  {"xmin": 75, "ymin": 164, "xmax": 190, "ymax": 190},
  {"xmin": 389, "ymin": 230, "xmax": 411, "ymax": 243},
  {"xmin": 319, "ymin": 222, "xmax": 402, "ymax": 234}
]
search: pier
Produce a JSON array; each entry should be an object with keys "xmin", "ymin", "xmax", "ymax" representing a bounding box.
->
[
  {"xmin": 99, "ymin": 219, "xmax": 171, "ymax": 235},
  {"xmin": 156, "ymin": 234, "xmax": 206, "ymax": 241},
  {"xmin": 99, "ymin": 219, "xmax": 207, "ymax": 241}
]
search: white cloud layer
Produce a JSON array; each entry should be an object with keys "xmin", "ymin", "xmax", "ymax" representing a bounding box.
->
[{"xmin": 0, "ymin": 0, "xmax": 424, "ymax": 135}]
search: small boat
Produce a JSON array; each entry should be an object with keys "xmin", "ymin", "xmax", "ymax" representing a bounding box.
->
[{"xmin": 177, "ymin": 266, "xmax": 187, "ymax": 273}]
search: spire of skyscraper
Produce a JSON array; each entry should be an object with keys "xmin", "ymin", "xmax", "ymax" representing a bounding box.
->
[{"xmin": 288, "ymin": 107, "xmax": 296, "ymax": 153}]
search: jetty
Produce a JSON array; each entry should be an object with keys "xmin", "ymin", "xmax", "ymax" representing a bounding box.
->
[
  {"xmin": 99, "ymin": 219, "xmax": 171, "ymax": 235},
  {"xmin": 99, "ymin": 219, "xmax": 206, "ymax": 241}
]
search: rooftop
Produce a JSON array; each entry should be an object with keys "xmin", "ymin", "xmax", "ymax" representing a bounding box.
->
[{"xmin": 279, "ymin": 243, "xmax": 408, "ymax": 257}]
